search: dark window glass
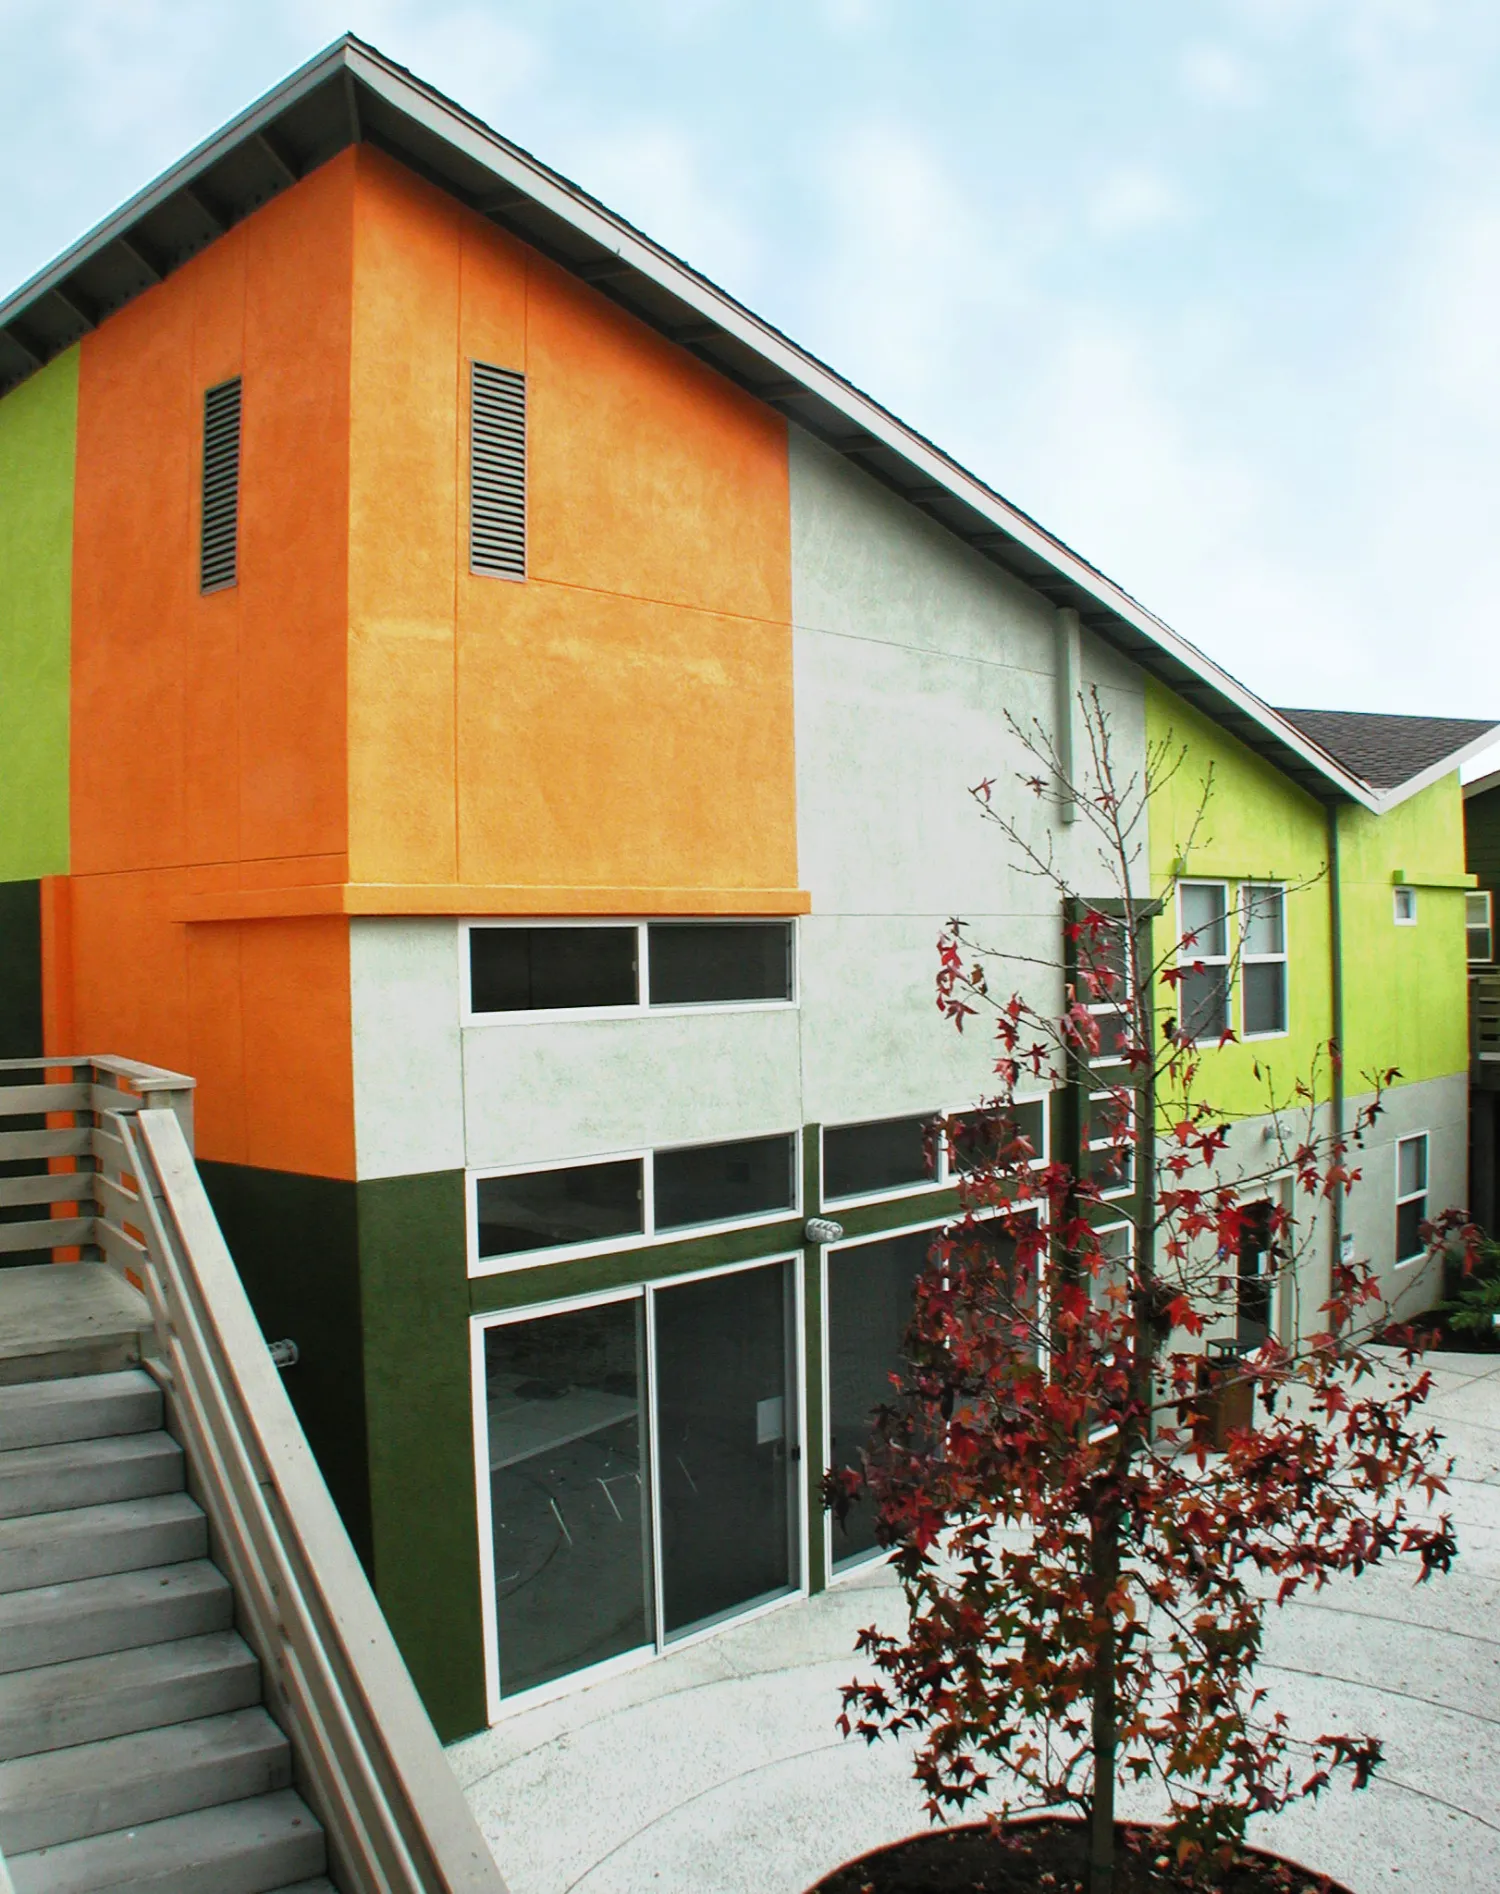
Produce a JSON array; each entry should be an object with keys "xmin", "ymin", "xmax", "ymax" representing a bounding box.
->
[
  {"xmin": 827, "ymin": 1229, "xmax": 935, "ymax": 1566},
  {"xmin": 1178, "ymin": 965, "xmax": 1229, "ymax": 1040},
  {"xmin": 1396, "ymin": 1197, "xmax": 1425, "ymax": 1262},
  {"xmin": 1236, "ymin": 1200, "xmax": 1274, "ymax": 1346},
  {"xmin": 1243, "ymin": 961, "xmax": 1286, "ymax": 1036},
  {"xmin": 950, "ymin": 1099, "xmax": 1046, "ymax": 1175},
  {"xmin": 655, "ymin": 1261, "xmax": 797, "ymax": 1634},
  {"xmin": 1077, "ymin": 912, "xmax": 1127, "ymax": 1002},
  {"xmin": 1091, "ymin": 1005, "xmax": 1131, "ymax": 1066},
  {"xmin": 470, "ymin": 926, "xmax": 637, "ymax": 1013},
  {"xmin": 1087, "ymin": 1086, "xmax": 1132, "ymax": 1148},
  {"xmin": 653, "ymin": 1134, "xmax": 795, "ymax": 1232},
  {"xmin": 647, "ymin": 923, "xmax": 792, "ymax": 1005},
  {"xmin": 823, "ymin": 1115, "xmax": 936, "ymax": 1201},
  {"xmin": 477, "ymin": 1160, "xmax": 643, "ymax": 1257},
  {"xmin": 486, "ymin": 1301, "xmax": 652, "ymax": 1696}
]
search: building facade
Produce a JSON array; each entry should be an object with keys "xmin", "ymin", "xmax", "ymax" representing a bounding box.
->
[{"xmin": 1, "ymin": 38, "xmax": 1492, "ymax": 1741}]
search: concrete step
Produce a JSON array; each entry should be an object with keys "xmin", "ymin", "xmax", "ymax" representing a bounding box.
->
[
  {"xmin": 0, "ymin": 1562, "xmax": 232, "ymax": 1677},
  {"xmin": 0, "ymin": 1632, "xmax": 259, "ymax": 1761},
  {"xmin": 0, "ymin": 1369, "xmax": 160, "ymax": 1452},
  {"xmin": 0, "ymin": 1264, "xmax": 152, "ymax": 1388},
  {"xmin": 0, "ymin": 1492, "xmax": 204, "ymax": 1595},
  {"xmin": 7, "ymin": 1788, "xmax": 326, "ymax": 1894},
  {"xmin": 0, "ymin": 1707, "xmax": 292, "ymax": 1854},
  {"xmin": 0, "ymin": 1430, "xmax": 183, "ymax": 1519}
]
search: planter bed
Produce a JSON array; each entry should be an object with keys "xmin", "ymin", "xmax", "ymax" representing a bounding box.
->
[{"xmin": 807, "ymin": 1818, "xmax": 1351, "ymax": 1894}]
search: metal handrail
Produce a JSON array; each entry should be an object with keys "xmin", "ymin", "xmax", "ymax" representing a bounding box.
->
[{"xmin": 100, "ymin": 1103, "xmax": 509, "ymax": 1893}]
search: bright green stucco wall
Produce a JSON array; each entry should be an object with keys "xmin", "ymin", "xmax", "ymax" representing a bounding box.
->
[
  {"xmin": 1145, "ymin": 678, "xmax": 1334, "ymax": 1116},
  {"xmin": 1145, "ymin": 680, "xmax": 1470, "ymax": 1108},
  {"xmin": 1336, "ymin": 776, "xmax": 1468, "ymax": 1088},
  {"xmin": 0, "ymin": 349, "xmax": 77, "ymax": 880}
]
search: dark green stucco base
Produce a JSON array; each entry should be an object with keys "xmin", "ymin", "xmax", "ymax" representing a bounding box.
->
[
  {"xmin": 0, "ymin": 879, "xmax": 43, "ymax": 1060},
  {"xmin": 201, "ymin": 1159, "xmax": 488, "ymax": 1743}
]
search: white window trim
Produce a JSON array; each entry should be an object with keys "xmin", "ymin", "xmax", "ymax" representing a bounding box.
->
[
  {"xmin": 460, "ymin": 916, "xmax": 800, "ymax": 1025},
  {"xmin": 1239, "ymin": 881, "xmax": 1289, "ymax": 1042},
  {"xmin": 468, "ymin": 1130, "xmax": 803, "ymax": 1278},
  {"xmin": 818, "ymin": 1094, "xmax": 1053, "ymax": 1211},
  {"xmin": 1467, "ymin": 890, "xmax": 1493, "ymax": 964},
  {"xmin": 471, "ymin": 1249, "xmax": 808, "ymax": 1721},
  {"xmin": 1394, "ymin": 1130, "xmax": 1430, "ymax": 1267},
  {"xmin": 1393, "ymin": 886, "xmax": 1418, "ymax": 927},
  {"xmin": 1176, "ymin": 879, "xmax": 1232, "ymax": 1039},
  {"xmin": 1086, "ymin": 1079, "xmax": 1136, "ymax": 1202}
]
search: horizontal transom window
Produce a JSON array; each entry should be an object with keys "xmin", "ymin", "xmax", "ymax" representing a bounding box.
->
[
  {"xmin": 472, "ymin": 1131, "xmax": 800, "ymax": 1272},
  {"xmin": 821, "ymin": 1098, "xmax": 1050, "ymax": 1207},
  {"xmin": 467, "ymin": 921, "xmax": 795, "ymax": 1016}
]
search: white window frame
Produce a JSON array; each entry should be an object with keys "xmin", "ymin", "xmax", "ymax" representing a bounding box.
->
[
  {"xmin": 1239, "ymin": 882, "xmax": 1289, "ymax": 1041},
  {"xmin": 817, "ymin": 1093, "xmax": 1053, "ymax": 1211},
  {"xmin": 1176, "ymin": 880, "xmax": 1232, "ymax": 1041},
  {"xmin": 460, "ymin": 916, "xmax": 800, "ymax": 1025},
  {"xmin": 1394, "ymin": 1131, "xmax": 1430, "ymax": 1267},
  {"xmin": 1086, "ymin": 1079, "xmax": 1136, "ymax": 1202},
  {"xmin": 468, "ymin": 1129, "xmax": 803, "ymax": 1278},
  {"xmin": 471, "ymin": 1250, "xmax": 808, "ymax": 1720},
  {"xmin": 1393, "ymin": 886, "xmax": 1418, "ymax": 926},
  {"xmin": 1467, "ymin": 890, "xmax": 1493, "ymax": 964}
]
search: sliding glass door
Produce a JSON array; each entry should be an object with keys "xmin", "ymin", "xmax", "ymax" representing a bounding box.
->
[
  {"xmin": 654, "ymin": 1261, "xmax": 797, "ymax": 1637},
  {"xmin": 480, "ymin": 1257, "xmax": 801, "ymax": 1705},
  {"xmin": 484, "ymin": 1299, "xmax": 653, "ymax": 1698}
]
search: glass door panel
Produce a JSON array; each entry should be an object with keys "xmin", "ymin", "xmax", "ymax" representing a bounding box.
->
[
  {"xmin": 653, "ymin": 1261, "xmax": 797, "ymax": 1637},
  {"xmin": 826, "ymin": 1228, "xmax": 935, "ymax": 1568},
  {"xmin": 485, "ymin": 1299, "xmax": 653, "ymax": 1698}
]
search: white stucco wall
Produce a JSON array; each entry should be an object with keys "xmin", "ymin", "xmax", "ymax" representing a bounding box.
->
[{"xmin": 789, "ymin": 427, "xmax": 1147, "ymax": 1126}]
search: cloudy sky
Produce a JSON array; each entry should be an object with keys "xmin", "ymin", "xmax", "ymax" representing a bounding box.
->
[{"xmin": 6, "ymin": 0, "xmax": 1500, "ymax": 753}]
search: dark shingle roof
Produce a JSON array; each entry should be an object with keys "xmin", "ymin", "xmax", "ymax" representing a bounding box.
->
[{"xmin": 1273, "ymin": 708, "xmax": 1497, "ymax": 791}]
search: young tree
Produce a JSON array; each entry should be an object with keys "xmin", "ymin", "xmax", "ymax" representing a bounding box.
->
[{"xmin": 827, "ymin": 691, "xmax": 1474, "ymax": 1894}]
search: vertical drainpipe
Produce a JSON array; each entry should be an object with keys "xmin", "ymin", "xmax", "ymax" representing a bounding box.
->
[
  {"xmin": 1327, "ymin": 801, "xmax": 1346, "ymax": 1285},
  {"xmin": 1056, "ymin": 607, "xmax": 1081, "ymax": 822}
]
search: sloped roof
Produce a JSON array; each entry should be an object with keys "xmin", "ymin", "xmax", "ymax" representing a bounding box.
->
[
  {"xmin": 1275, "ymin": 709, "xmax": 1500, "ymax": 796},
  {"xmin": 2, "ymin": 34, "xmax": 1492, "ymax": 815}
]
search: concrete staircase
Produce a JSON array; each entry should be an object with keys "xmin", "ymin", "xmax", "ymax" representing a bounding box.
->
[{"xmin": 0, "ymin": 1270, "xmax": 332, "ymax": 1893}]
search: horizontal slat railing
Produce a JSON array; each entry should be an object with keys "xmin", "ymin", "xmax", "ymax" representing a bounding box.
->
[
  {"xmin": 0, "ymin": 1060, "xmax": 509, "ymax": 1893},
  {"xmin": 1472, "ymin": 973, "xmax": 1500, "ymax": 1062},
  {"xmin": 111, "ymin": 1108, "xmax": 509, "ymax": 1894}
]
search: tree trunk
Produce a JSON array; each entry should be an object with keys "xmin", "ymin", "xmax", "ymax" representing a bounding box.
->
[{"xmin": 1088, "ymin": 1507, "xmax": 1120, "ymax": 1894}]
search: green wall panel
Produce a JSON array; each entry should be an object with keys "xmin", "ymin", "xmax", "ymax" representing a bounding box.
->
[
  {"xmin": 0, "ymin": 880, "xmax": 43, "ymax": 1059},
  {"xmin": 1465, "ymin": 786, "xmax": 1500, "ymax": 900},
  {"xmin": 0, "ymin": 351, "xmax": 77, "ymax": 880},
  {"xmin": 198, "ymin": 1161, "xmax": 373, "ymax": 1569},
  {"xmin": 357, "ymin": 1169, "xmax": 488, "ymax": 1743}
]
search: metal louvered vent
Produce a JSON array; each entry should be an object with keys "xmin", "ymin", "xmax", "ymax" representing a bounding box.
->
[
  {"xmin": 200, "ymin": 377, "xmax": 242, "ymax": 594},
  {"xmin": 470, "ymin": 361, "xmax": 526, "ymax": 579}
]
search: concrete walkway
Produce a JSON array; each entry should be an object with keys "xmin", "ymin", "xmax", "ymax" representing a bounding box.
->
[{"xmin": 451, "ymin": 1350, "xmax": 1500, "ymax": 1894}]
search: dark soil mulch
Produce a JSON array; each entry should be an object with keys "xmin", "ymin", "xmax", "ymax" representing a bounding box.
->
[
  {"xmin": 808, "ymin": 1820, "xmax": 1350, "ymax": 1894},
  {"xmin": 1377, "ymin": 1314, "xmax": 1498, "ymax": 1354}
]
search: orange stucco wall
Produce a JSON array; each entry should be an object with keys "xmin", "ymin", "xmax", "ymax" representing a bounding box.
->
[
  {"xmin": 65, "ymin": 153, "xmax": 357, "ymax": 1177},
  {"xmin": 346, "ymin": 147, "xmax": 798, "ymax": 895}
]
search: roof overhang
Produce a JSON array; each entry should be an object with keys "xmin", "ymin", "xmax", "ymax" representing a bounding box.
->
[{"xmin": 0, "ymin": 35, "xmax": 1479, "ymax": 815}]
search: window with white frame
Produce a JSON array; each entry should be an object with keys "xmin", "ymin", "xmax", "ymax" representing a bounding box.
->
[
  {"xmin": 467, "ymin": 920, "xmax": 795, "ymax": 1017},
  {"xmin": 1177, "ymin": 882, "xmax": 1231, "ymax": 1040},
  {"xmin": 1240, "ymin": 884, "xmax": 1288, "ymax": 1038},
  {"xmin": 1467, "ymin": 891, "xmax": 1493, "ymax": 964},
  {"xmin": 472, "ymin": 1131, "xmax": 799, "ymax": 1271},
  {"xmin": 820, "ymin": 1098, "xmax": 1050, "ymax": 1208},
  {"xmin": 1393, "ymin": 886, "xmax": 1417, "ymax": 926},
  {"xmin": 1085, "ymin": 1081, "xmax": 1135, "ymax": 1196},
  {"xmin": 1395, "ymin": 1134, "xmax": 1429, "ymax": 1265}
]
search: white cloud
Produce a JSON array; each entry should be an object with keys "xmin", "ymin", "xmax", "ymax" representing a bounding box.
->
[
  {"xmin": 1088, "ymin": 167, "xmax": 1187, "ymax": 239},
  {"xmin": 1178, "ymin": 42, "xmax": 1259, "ymax": 108}
]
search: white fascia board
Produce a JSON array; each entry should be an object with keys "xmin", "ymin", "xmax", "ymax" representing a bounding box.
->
[
  {"xmin": 1366, "ymin": 725, "xmax": 1500, "ymax": 814},
  {"xmin": 1462, "ymin": 763, "xmax": 1500, "ymax": 801},
  {"xmin": 0, "ymin": 40, "xmax": 350, "ymax": 332},
  {"xmin": 345, "ymin": 46, "xmax": 1385, "ymax": 815}
]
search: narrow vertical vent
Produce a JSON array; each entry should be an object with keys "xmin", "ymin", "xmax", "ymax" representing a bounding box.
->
[
  {"xmin": 200, "ymin": 377, "xmax": 242, "ymax": 594},
  {"xmin": 469, "ymin": 361, "xmax": 526, "ymax": 579}
]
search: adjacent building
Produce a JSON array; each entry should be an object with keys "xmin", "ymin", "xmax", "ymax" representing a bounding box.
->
[{"xmin": 1, "ymin": 37, "xmax": 1492, "ymax": 1740}]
